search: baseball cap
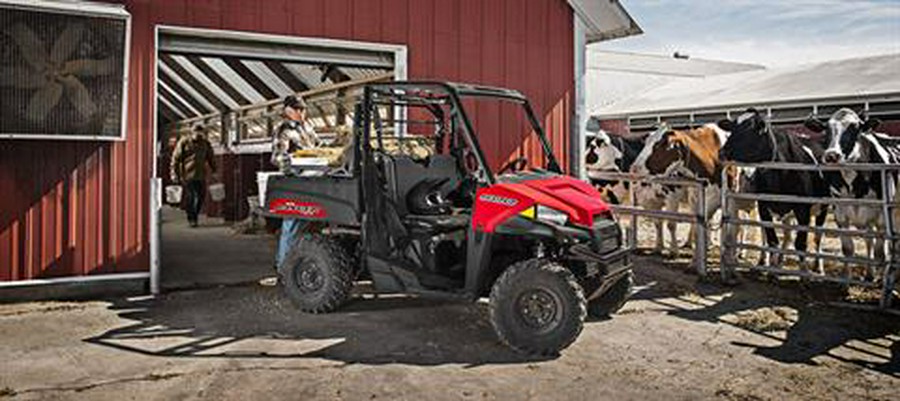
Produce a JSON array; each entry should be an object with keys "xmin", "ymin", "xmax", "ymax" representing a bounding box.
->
[{"xmin": 283, "ymin": 95, "xmax": 307, "ymax": 110}]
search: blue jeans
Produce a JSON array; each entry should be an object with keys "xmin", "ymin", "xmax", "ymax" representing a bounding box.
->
[
  {"xmin": 276, "ymin": 218, "xmax": 304, "ymax": 268},
  {"xmin": 183, "ymin": 180, "xmax": 205, "ymax": 223}
]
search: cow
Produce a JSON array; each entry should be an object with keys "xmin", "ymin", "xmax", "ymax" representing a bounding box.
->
[
  {"xmin": 804, "ymin": 108, "xmax": 900, "ymax": 278},
  {"xmin": 718, "ymin": 108, "xmax": 830, "ymax": 270},
  {"xmin": 584, "ymin": 129, "xmax": 645, "ymax": 203},
  {"xmin": 629, "ymin": 123, "xmax": 740, "ymax": 255},
  {"xmin": 584, "ymin": 126, "xmax": 677, "ymax": 253}
]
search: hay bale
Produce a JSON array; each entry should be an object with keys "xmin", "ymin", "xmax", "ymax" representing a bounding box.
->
[{"xmin": 733, "ymin": 306, "xmax": 798, "ymax": 332}]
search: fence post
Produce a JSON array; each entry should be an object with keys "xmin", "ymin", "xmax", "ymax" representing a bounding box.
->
[
  {"xmin": 720, "ymin": 166, "xmax": 736, "ymax": 281},
  {"xmin": 880, "ymin": 169, "xmax": 896, "ymax": 308},
  {"xmin": 694, "ymin": 182, "xmax": 708, "ymax": 276},
  {"xmin": 628, "ymin": 177, "xmax": 638, "ymax": 248}
]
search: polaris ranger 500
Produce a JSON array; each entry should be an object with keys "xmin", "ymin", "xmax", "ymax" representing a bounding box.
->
[{"xmin": 265, "ymin": 82, "xmax": 632, "ymax": 354}]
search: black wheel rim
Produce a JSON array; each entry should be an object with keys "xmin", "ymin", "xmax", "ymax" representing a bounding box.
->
[
  {"xmin": 515, "ymin": 288, "xmax": 563, "ymax": 334},
  {"xmin": 294, "ymin": 260, "xmax": 325, "ymax": 293}
]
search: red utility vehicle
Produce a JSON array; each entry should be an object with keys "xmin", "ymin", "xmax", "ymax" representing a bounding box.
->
[{"xmin": 266, "ymin": 82, "xmax": 632, "ymax": 354}]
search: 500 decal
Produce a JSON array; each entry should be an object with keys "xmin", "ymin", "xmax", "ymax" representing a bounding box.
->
[
  {"xmin": 478, "ymin": 194, "xmax": 519, "ymax": 207},
  {"xmin": 269, "ymin": 199, "xmax": 328, "ymax": 218}
]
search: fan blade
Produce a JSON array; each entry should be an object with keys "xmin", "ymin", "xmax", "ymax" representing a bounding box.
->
[
  {"xmin": 63, "ymin": 58, "xmax": 115, "ymax": 77},
  {"xmin": 60, "ymin": 76, "xmax": 97, "ymax": 119},
  {"xmin": 0, "ymin": 67, "xmax": 45, "ymax": 89},
  {"xmin": 26, "ymin": 82, "xmax": 63, "ymax": 122},
  {"xmin": 50, "ymin": 23, "xmax": 84, "ymax": 64},
  {"xmin": 4, "ymin": 24, "xmax": 48, "ymax": 70}
]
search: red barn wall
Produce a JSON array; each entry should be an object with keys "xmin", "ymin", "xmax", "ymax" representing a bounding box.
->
[{"xmin": 0, "ymin": 0, "xmax": 576, "ymax": 281}]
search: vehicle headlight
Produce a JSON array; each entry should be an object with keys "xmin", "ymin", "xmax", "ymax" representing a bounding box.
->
[{"xmin": 520, "ymin": 204, "xmax": 569, "ymax": 226}]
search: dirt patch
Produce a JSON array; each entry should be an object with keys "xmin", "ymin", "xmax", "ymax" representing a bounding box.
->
[{"xmin": 1, "ymin": 254, "xmax": 897, "ymax": 401}]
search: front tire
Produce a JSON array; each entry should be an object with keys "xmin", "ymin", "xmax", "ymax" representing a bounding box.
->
[
  {"xmin": 489, "ymin": 259, "xmax": 586, "ymax": 355},
  {"xmin": 278, "ymin": 234, "xmax": 353, "ymax": 313},
  {"xmin": 586, "ymin": 272, "xmax": 633, "ymax": 318}
]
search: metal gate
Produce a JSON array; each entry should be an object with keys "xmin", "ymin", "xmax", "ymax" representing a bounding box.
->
[
  {"xmin": 719, "ymin": 162, "xmax": 899, "ymax": 308},
  {"xmin": 588, "ymin": 171, "xmax": 711, "ymax": 275}
]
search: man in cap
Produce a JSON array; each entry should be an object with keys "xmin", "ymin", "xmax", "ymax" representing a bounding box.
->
[
  {"xmin": 272, "ymin": 94, "xmax": 321, "ymax": 269},
  {"xmin": 271, "ymin": 94, "xmax": 321, "ymax": 174},
  {"xmin": 170, "ymin": 124, "xmax": 217, "ymax": 227}
]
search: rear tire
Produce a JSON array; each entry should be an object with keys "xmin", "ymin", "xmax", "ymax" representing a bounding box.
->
[
  {"xmin": 278, "ymin": 234, "xmax": 353, "ymax": 313},
  {"xmin": 489, "ymin": 259, "xmax": 586, "ymax": 355},
  {"xmin": 586, "ymin": 272, "xmax": 633, "ymax": 318}
]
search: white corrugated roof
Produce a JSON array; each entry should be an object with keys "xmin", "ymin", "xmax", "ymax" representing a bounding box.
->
[
  {"xmin": 587, "ymin": 50, "xmax": 765, "ymax": 113},
  {"xmin": 597, "ymin": 53, "xmax": 900, "ymax": 118},
  {"xmin": 588, "ymin": 50, "xmax": 764, "ymax": 77}
]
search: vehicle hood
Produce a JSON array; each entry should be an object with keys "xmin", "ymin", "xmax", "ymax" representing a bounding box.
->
[{"xmin": 473, "ymin": 172, "xmax": 610, "ymax": 232}]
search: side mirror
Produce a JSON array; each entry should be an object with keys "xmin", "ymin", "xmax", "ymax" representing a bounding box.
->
[
  {"xmin": 804, "ymin": 117, "xmax": 827, "ymax": 133},
  {"xmin": 717, "ymin": 119, "xmax": 735, "ymax": 132},
  {"xmin": 862, "ymin": 118, "xmax": 882, "ymax": 132}
]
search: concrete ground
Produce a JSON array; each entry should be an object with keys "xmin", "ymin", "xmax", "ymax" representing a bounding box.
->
[
  {"xmin": 0, "ymin": 254, "xmax": 897, "ymax": 401},
  {"xmin": 160, "ymin": 206, "xmax": 274, "ymax": 290}
]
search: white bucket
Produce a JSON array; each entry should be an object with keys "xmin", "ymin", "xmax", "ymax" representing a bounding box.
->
[
  {"xmin": 208, "ymin": 183, "xmax": 226, "ymax": 202},
  {"xmin": 165, "ymin": 185, "xmax": 182, "ymax": 205}
]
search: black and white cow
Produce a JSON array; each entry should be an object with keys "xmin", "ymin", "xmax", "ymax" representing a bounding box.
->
[
  {"xmin": 584, "ymin": 129, "xmax": 646, "ymax": 203},
  {"xmin": 718, "ymin": 108, "xmax": 831, "ymax": 269},
  {"xmin": 584, "ymin": 127, "xmax": 679, "ymax": 252},
  {"xmin": 805, "ymin": 108, "xmax": 900, "ymax": 276}
]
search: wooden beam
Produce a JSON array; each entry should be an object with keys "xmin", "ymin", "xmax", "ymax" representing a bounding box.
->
[
  {"xmin": 158, "ymin": 72, "xmax": 214, "ymax": 115},
  {"xmin": 160, "ymin": 53, "xmax": 230, "ymax": 112},
  {"xmin": 172, "ymin": 72, "xmax": 393, "ymax": 128},
  {"xmin": 185, "ymin": 55, "xmax": 252, "ymax": 106},
  {"xmin": 222, "ymin": 57, "xmax": 279, "ymax": 100},
  {"xmin": 320, "ymin": 64, "xmax": 353, "ymax": 83},
  {"xmin": 158, "ymin": 84, "xmax": 196, "ymax": 118},
  {"xmin": 265, "ymin": 60, "xmax": 310, "ymax": 92}
]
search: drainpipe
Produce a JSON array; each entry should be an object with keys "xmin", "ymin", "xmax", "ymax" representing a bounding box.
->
[{"xmin": 572, "ymin": 17, "xmax": 588, "ymax": 179}]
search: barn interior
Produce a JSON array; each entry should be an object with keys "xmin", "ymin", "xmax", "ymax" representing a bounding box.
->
[{"xmin": 155, "ymin": 28, "xmax": 396, "ymax": 289}]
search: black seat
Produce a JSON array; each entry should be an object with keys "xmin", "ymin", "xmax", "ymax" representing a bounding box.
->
[{"xmin": 382, "ymin": 154, "xmax": 461, "ymax": 217}]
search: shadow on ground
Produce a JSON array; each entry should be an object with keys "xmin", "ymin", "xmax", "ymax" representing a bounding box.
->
[
  {"xmin": 627, "ymin": 253, "xmax": 900, "ymax": 377},
  {"xmin": 85, "ymin": 283, "xmax": 554, "ymax": 367}
]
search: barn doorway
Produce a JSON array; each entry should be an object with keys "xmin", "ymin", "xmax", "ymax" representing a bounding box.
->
[{"xmin": 152, "ymin": 26, "xmax": 405, "ymax": 291}]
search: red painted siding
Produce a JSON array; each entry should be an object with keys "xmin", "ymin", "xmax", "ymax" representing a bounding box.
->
[{"xmin": 0, "ymin": 0, "xmax": 576, "ymax": 281}]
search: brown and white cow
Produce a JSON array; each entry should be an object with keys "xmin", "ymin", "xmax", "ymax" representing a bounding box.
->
[{"xmin": 630, "ymin": 124, "xmax": 730, "ymax": 254}]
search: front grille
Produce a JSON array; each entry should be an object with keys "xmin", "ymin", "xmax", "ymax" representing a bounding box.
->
[{"xmin": 592, "ymin": 217, "xmax": 621, "ymax": 254}]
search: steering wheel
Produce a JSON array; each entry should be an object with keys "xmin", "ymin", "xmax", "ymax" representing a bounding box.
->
[{"xmin": 498, "ymin": 157, "xmax": 529, "ymax": 175}]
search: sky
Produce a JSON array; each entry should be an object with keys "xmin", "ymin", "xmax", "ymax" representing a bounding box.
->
[{"xmin": 595, "ymin": 0, "xmax": 900, "ymax": 67}]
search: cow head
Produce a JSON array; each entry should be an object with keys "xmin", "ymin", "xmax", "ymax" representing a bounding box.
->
[
  {"xmin": 805, "ymin": 108, "xmax": 881, "ymax": 164},
  {"xmin": 584, "ymin": 131, "xmax": 623, "ymax": 172},
  {"xmin": 645, "ymin": 130, "xmax": 688, "ymax": 175},
  {"xmin": 717, "ymin": 108, "xmax": 772, "ymax": 162},
  {"xmin": 630, "ymin": 124, "xmax": 670, "ymax": 175}
]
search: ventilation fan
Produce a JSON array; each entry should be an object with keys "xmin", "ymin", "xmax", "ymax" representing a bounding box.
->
[{"xmin": 0, "ymin": 2, "xmax": 129, "ymax": 140}]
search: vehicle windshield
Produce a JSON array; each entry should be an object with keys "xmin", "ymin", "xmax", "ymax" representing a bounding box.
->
[{"xmin": 365, "ymin": 83, "xmax": 563, "ymax": 183}]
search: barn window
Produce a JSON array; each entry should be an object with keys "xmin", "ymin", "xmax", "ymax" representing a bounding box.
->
[
  {"xmin": 693, "ymin": 112, "xmax": 727, "ymax": 124},
  {"xmin": 770, "ymin": 106, "xmax": 814, "ymax": 123},
  {"xmin": 629, "ymin": 116, "xmax": 658, "ymax": 130}
]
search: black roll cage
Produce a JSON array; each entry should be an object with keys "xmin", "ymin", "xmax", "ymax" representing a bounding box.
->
[{"xmin": 359, "ymin": 81, "xmax": 563, "ymax": 185}]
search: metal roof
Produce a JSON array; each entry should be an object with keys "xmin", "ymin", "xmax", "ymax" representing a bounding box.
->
[
  {"xmin": 589, "ymin": 50, "xmax": 764, "ymax": 77},
  {"xmin": 596, "ymin": 53, "xmax": 900, "ymax": 119},
  {"xmin": 569, "ymin": 0, "xmax": 642, "ymax": 43},
  {"xmin": 587, "ymin": 51, "xmax": 765, "ymax": 113},
  {"xmin": 156, "ymin": 53, "xmax": 392, "ymax": 124}
]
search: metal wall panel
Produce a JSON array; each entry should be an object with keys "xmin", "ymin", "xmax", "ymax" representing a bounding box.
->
[{"xmin": 0, "ymin": 0, "xmax": 575, "ymax": 281}]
